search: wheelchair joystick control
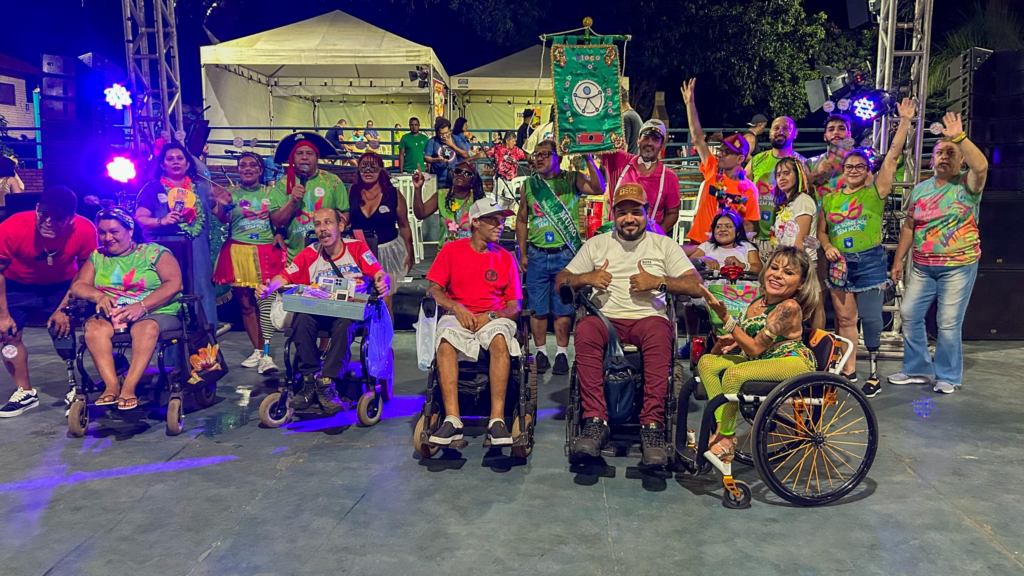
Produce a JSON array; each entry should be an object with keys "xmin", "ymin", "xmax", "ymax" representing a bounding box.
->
[{"xmin": 2, "ymin": 344, "xmax": 17, "ymax": 359}]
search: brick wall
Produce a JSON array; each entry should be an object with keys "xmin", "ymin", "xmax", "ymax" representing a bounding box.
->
[
  {"xmin": 0, "ymin": 74, "xmax": 36, "ymax": 139},
  {"xmin": 18, "ymin": 168, "xmax": 42, "ymax": 193}
]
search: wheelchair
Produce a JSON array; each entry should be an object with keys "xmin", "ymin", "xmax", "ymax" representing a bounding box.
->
[
  {"xmin": 561, "ymin": 284, "xmax": 681, "ymax": 466},
  {"xmin": 62, "ymin": 295, "xmax": 224, "ymax": 437},
  {"xmin": 412, "ymin": 296, "xmax": 537, "ymax": 459},
  {"xmin": 676, "ymin": 327, "xmax": 879, "ymax": 509},
  {"xmin": 258, "ymin": 291, "xmax": 393, "ymax": 428}
]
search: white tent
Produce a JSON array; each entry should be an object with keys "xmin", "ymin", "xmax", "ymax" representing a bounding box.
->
[{"xmin": 199, "ymin": 10, "xmax": 450, "ymax": 162}]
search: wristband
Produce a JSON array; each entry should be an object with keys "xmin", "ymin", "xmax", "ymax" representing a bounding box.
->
[
  {"xmin": 742, "ymin": 261, "xmax": 749, "ymax": 271},
  {"xmin": 951, "ymin": 132, "xmax": 967, "ymax": 144},
  {"xmin": 762, "ymin": 327, "xmax": 777, "ymax": 341},
  {"xmin": 718, "ymin": 315, "xmax": 736, "ymax": 336},
  {"xmin": 140, "ymin": 301, "xmax": 148, "ymax": 315}
]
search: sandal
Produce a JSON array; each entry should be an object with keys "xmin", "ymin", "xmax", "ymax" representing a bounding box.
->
[
  {"xmin": 117, "ymin": 396, "xmax": 139, "ymax": 411},
  {"xmin": 95, "ymin": 394, "xmax": 119, "ymax": 406},
  {"xmin": 708, "ymin": 435, "xmax": 736, "ymax": 461}
]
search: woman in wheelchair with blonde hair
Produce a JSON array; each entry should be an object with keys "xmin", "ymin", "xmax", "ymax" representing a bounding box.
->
[
  {"xmin": 71, "ymin": 207, "xmax": 183, "ymax": 410},
  {"xmin": 696, "ymin": 246, "xmax": 820, "ymax": 460}
]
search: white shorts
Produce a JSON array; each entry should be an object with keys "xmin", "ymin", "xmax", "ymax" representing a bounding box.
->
[{"xmin": 436, "ymin": 315, "xmax": 521, "ymax": 361}]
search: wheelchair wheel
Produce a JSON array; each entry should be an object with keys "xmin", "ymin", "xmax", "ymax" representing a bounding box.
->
[
  {"xmin": 259, "ymin": 392, "xmax": 293, "ymax": 428},
  {"xmin": 68, "ymin": 400, "xmax": 89, "ymax": 438},
  {"xmin": 722, "ymin": 479, "xmax": 752, "ymax": 510},
  {"xmin": 166, "ymin": 397, "xmax": 184, "ymax": 435},
  {"xmin": 193, "ymin": 384, "xmax": 217, "ymax": 408},
  {"xmin": 413, "ymin": 413, "xmax": 439, "ymax": 458},
  {"xmin": 733, "ymin": 417, "xmax": 755, "ymax": 466},
  {"xmin": 511, "ymin": 413, "xmax": 533, "ymax": 458},
  {"xmin": 752, "ymin": 373, "xmax": 878, "ymax": 506},
  {"xmin": 357, "ymin": 391, "xmax": 382, "ymax": 426}
]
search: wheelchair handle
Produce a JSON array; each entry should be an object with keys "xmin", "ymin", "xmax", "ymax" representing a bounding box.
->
[{"xmin": 558, "ymin": 283, "xmax": 574, "ymax": 305}]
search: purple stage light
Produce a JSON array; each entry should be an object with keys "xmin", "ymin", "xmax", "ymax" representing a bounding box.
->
[
  {"xmin": 106, "ymin": 156, "xmax": 137, "ymax": 183},
  {"xmin": 104, "ymin": 83, "xmax": 132, "ymax": 110},
  {"xmin": 0, "ymin": 456, "xmax": 239, "ymax": 493},
  {"xmin": 912, "ymin": 398, "xmax": 935, "ymax": 418},
  {"xmin": 853, "ymin": 96, "xmax": 877, "ymax": 121},
  {"xmin": 282, "ymin": 395, "xmax": 425, "ymax": 435}
]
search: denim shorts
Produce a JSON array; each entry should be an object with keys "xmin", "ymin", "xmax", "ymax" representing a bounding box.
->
[
  {"xmin": 829, "ymin": 244, "xmax": 891, "ymax": 293},
  {"xmin": 525, "ymin": 245, "xmax": 575, "ymax": 317}
]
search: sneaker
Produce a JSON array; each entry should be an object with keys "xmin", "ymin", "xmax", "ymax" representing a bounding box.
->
[
  {"xmin": 535, "ymin": 351, "xmax": 550, "ymax": 374},
  {"xmin": 888, "ymin": 372, "xmax": 931, "ymax": 386},
  {"xmin": 257, "ymin": 355, "xmax": 279, "ymax": 374},
  {"xmin": 315, "ymin": 378, "xmax": 345, "ymax": 415},
  {"xmin": 0, "ymin": 388, "xmax": 40, "ymax": 418},
  {"xmin": 428, "ymin": 420, "xmax": 465, "ymax": 446},
  {"xmin": 573, "ymin": 417, "xmax": 610, "ymax": 458},
  {"xmin": 639, "ymin": 422, "xmax": 668, "ymax": 466},
  {"xmin": 241, "ymin": 349, "xmax": 262, "ymax": 368},
  {"xmin": 290, "ymin": 376, "xmax": 318, "ymax": 410},
  {"xmin": 933, "ymin": 380, "xmax": 959, "ymax": 394},
  {"xmin": 552, "ymin": 353, "xmax": 569, "ymax": 376},
  {"xmin": 842, "ymin": 371, "xmax": 858, "ymax": 383},
  {"xmin": 861, "ymin": 378, "xmax": 881, "ymax": 398},
  {"xmin": 486, "ymin": 419, "xmax": 513, "ymax": 446},
  {"xmin": 64, "ymin": 389, "xmax": 75, "ymax": 418}
]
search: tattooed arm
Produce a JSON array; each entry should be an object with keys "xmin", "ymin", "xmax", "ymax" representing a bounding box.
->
[{"xmin": 728, "ymin": 299, "xmax": 804, "ymax": 358}]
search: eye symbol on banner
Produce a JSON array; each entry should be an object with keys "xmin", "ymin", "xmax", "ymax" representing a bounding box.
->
[{"xmin": 572, "ymin": 80, "xmax": 605, "ymax": 117}]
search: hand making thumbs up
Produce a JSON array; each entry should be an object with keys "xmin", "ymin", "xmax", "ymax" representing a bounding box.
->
[
  {"xmin": 587, "ymin": 259, "xmax": 613, "ymax": 290},
  {"xmin": 629, "ymin": 261, "xmax": 664, "ymax": 293}
]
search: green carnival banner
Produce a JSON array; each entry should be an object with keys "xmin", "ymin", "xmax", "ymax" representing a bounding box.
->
[{"xmin": 551, "ymin": 41, "xmax": 624, "ymax": 157}]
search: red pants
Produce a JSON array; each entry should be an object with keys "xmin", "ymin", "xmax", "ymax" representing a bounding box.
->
[{"xmin": 574, "ymin": 315, "xmax": 673, "ymax": 425}]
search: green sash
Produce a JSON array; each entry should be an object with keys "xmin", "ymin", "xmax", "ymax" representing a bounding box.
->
[{"xmin": 530, "ymin": 174, "xmax": 583, "ymax": 254}]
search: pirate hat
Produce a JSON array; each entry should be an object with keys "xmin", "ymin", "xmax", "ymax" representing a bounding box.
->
[{"xmin": 273, "ymin": 131, "xmax": 335, "ymax": 164}]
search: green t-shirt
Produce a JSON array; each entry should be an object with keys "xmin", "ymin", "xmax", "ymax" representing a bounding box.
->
[
  {"xmin": 821, "ymin": 183, "xmax": 884, "ymax": 254},
  {"xmin": 90, "ymin": 243, "xmax": 180, "ymax": 315},
  {"xmin": 436, "ymin": 188, "xmax": 477, "ymax": 249},
  {"xmin": 749, "ymin": 150, "xmax": 807, "ymax": 240},
  {"xmin": 227, "ymin": 184, "xmax": 274, "ymax": 245},
  {"xmin": 399, "ymin": 133, "xmax": 429, "ymax": 173},
  {"xmin": 269, "ymin": 170, "xmax": 349, "ymax": 260},
  {"xmin": 523, "ymin": 171, "xmax": 583, "ymax": 248}
]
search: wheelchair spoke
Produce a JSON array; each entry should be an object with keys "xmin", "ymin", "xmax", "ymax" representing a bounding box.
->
[
  {"xmin": 826, "ymin": 440, "xmax": 869, "ymax": 447},
  {"xmin": 825, "ymin": 429, "xmax": 868, "ymax": 437},
  {"xmin": 819, "ymin": 445, "xmax": 848, "ymax": 482},
  {"xmin": 817, "ymin": 446, "xmax": 838, "ymax": 487},
  {"xmin": 782, "ymin": 443, "xmax": 814, "ymax": 488},
  {"xmin": 825, "ymin": 416, "xmax": 865, "ymax": 438},
  {"xmin": 806, "ymin": 448, "xmax": 819, "ymax": 493},
  {"xmin": 823, "ymin": 443, "xmax": 861, "ymax": 472},
  {"xmin": 770, "ymin": 440, "xmax": 810, "ymax": 472}
]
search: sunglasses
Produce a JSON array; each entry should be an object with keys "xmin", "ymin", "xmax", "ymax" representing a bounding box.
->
[
  {"xmin": 358, "ymin": 164, "xmax": 382, "ymax": 174},
  {"xmin": 452, "ymin": 167, "xmax": 476, "ymax": 177}
]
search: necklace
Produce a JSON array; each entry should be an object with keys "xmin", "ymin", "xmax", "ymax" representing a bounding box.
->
[{"xmin": 39, "ymin": 229, "xmax": 69, "ymax": 265}]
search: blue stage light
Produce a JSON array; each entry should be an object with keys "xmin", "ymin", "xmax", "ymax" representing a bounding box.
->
[{"xmin": 853, "ymin": 96, "xmax": 877, "ymax": 121}]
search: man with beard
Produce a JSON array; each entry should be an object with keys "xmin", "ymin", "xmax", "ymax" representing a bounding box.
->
[
  {"xmin": 0, "ymin": 187, "xmax": 97, "ymax": 417},
  {"xmin": 258, "ymin": 208, "xmax": 389, "ymax": 415},
  {"xmin": 601, "ymin": 119, "xmax": 681, "ymax": 235},
  {"xmin": 745, "ymin": 116, "xmax": 808, "ymax": 256},
  {"xmin": 807, "ymin": 114, "xmax": 855, "ymax": 203},
  {"xmin": 516, "ymin": 140, "xmax": 602, "ymax": 375},
  {"xmin": 556, "ymin": 184, "xmax": 702, "ymax": 466}
]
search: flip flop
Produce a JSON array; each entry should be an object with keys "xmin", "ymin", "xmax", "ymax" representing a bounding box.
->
[
  {"xmin": 95, "ymin": 394, "xmax": 119, "ymax": 406},
  {"xmin": 117, "ymin": 397, "xmax": 139, "ymax": 411}
]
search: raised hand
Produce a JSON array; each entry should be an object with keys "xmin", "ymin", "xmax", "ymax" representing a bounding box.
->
[
  {"xmin": 588, "ymin": 260, "xmax": 612, "ymax": 291},
  {"xmin": 629, "ymin": 262, "xmax": 661, "ymax": 293},
  {"xmin": 680, "ymin": 78, "xmax": 696, "ymax": 104},
  {"xmin": 896, "ymin": 98, "xmax": 916, "ymax": 120},
  {"xmin": 699, "ymin": 285, "xmax": 728, "ymax": 322},
  {"xmin": 941, "ymin": 111, "xmax": 964, "ymax": 139},
  {"xmin": 411, "ymin": 170, "xmax": 425, "ymax": 188}
]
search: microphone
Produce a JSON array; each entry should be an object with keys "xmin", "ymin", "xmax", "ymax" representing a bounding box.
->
[{"xmin": 299, "ymin": 165, "xmax": 310, "ymax": 186}]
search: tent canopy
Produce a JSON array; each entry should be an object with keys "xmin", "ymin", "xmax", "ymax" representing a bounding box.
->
[
  {"xmin": 453, "ymin": 46, "xmax": 550, "ymax": 94},
  {"xmin": 200, "ymin": 10, "xmax": 449, "ymax": 90}
]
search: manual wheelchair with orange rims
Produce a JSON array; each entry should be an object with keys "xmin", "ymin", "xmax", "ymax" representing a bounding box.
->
[
  {"xmin": 61, "ymin": 295, "xmax": 226, "ymax": 437},
  {"xmin": 412, "ymin": 296, "xmax": 538, "ymax": 460},
  {"xmin": 676, "ymin": 266, "xmax": 879, "ymax": 508},
  {"xmin": 258, "ymin": 285, "xmax": 393, "ymax": 428}
]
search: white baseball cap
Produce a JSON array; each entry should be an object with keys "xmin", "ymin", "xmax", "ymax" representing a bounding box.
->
[
  {"xmin": 468, "ymin": 197, "xmax": 514, "ymax": 221},
  {"xmin": 639, "ymin": 119, "xmax": 667, "ymax": 140}
]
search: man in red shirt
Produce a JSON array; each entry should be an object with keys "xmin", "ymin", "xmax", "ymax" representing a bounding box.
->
[
  {"xmin": 0, "ymin": 187, "xmax": 97, "ymax": 417},
  {"xmin": 425, "ymin": 197, "xmax": 522, "ymax": 448},
  {"xmin": 681, "ymin": 78, "xmax": 759, "ymax": 245},
  {"xmin": 259, "ymin": 207, "xmax": 389, "ymax": 415},
  {"xmin": 601, "ymin": 119, "xmax": 681, "ymax": 235}
]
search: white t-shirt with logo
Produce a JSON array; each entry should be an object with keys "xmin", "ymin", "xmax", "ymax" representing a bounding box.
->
[
  {"xmin": 697, "ymin": 242, "xmax": 753, "ymax": 268},
  {"xmin": 565, "ymin": 230, "xmax": 696, "ymax": 320},
  {"xmin": 769, "ymin": 193, "xmax": 818, "ymax": 261}
]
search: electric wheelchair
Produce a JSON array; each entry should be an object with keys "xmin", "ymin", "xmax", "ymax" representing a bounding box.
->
[
  {"xmin": 62, "ymin": 295, "xmax": 225, "ymax": 437},
  {"xmin": 412, "ymin": 295, "xmax": 538, "ymax": 459},
  {"xmin": 561, "ymin": 284, "xmax": 682, "ymax": 466},
  {"xmin": 676, "ymin": 326, "xmax": 879, "ymax": 509},
  {"xmin": 258, "ymin": 289, "xmax": 393, "ymax": 428}
]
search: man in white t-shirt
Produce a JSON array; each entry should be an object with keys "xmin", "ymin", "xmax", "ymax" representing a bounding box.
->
[
  {"xmin": 259, "ymin": 208, "xmax": 389, "ymax": 415},
  {"xmin": 555, "ymin": 183, "xmax": 702, "ymax": 466}
]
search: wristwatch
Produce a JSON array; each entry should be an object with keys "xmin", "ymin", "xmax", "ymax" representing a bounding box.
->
[
  {"xmin": 658, "ymin": 278, "xmax": 667, "ymax": 293},
  {"xmin": 488, "ymin": 312, "xmax": 498, "ymax": 321}
]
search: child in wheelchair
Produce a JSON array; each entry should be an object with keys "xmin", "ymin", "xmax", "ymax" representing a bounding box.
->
[{"xmin": 258, "ymin": 208, "xmax": 389, "ymax": 415}]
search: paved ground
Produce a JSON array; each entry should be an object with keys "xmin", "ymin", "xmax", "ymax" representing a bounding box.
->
[{"xmin": 1, "ymin": 327, "xmax": 1022, "ymax": 576}]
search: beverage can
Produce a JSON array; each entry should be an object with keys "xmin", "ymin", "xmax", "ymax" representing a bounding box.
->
[
  {"xmin": 1, "ymin": 344, "xmax": 17, "ymax": 359},
  {"xmin": 112, "ymin": 304, "xmax": 128, "ymax": 333}
]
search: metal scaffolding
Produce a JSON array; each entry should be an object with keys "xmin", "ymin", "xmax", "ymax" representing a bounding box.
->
[
  {"xmin": 872, "ymin": 0, "xmax": 935, "ymax": 358},
  {"xmin": 122, "ymin": 0, "xmax": 184, "ymax": 150}
]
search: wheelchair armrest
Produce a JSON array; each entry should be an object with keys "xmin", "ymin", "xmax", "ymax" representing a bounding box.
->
[
  {"xmin": 63, "ymin": 297, "xmax": 95, "ymax": 320},
  {"xmin": 421, "ymin": 295, "xmax": 444, "ymax": 317},
  {"xmin": 521, "ymin": 308, "xmax": 534, "ymax": 319},
  {"xmin": 177, "ymin": 294, "xmax": 201, "ymax": 304},
  {"xmin": 558, "ymin": 283, "xmax": 574, "ymax": 305}
]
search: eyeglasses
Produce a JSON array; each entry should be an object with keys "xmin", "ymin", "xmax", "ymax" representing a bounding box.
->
[
  {"xmin": 358, "ymin": 165, "xmax": 381, "ymax": 174},
  {"xmin": 36, "ymin": 209, "xmax": 69, "ymax": 224},
  {"xmin": 532, "ymin": 151, "xmax": 554, "ymax": 159},
  {"xmin": 843, "ymin": 164, "xmax": 869, "ymax": 172},
  {"xmin": 452, "ymin": 168, "xmax": 475, "ymax": 177}
]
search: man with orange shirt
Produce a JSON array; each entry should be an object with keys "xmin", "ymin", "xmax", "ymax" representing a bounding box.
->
[{"xmin": 681, "ymin": 79, "xmax": 759, "ymax": 245}]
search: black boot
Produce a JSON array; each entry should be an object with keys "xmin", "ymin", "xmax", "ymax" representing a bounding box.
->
[
  {"xmin": 290, "ymin": 375, "xmax": 318, "ymax": 410},
  {"xmin": 315, "ymin": 377, "xmax": 345, "ymax": 415}
]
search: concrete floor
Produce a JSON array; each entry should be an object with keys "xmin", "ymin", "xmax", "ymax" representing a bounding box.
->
[{"xmin": 1, "ymin": 327, "xmax": 1022, "ymax": 576}]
